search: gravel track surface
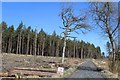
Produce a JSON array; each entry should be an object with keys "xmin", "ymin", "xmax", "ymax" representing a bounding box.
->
[{"xmin": 67, "ymin": 59, "xmax": 107, "ymax": 79}]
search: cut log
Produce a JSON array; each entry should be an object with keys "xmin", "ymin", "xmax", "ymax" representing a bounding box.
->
[
  {"xmin": 9, "ymin": 69, "xmax": 56, "ymax": 77},
  {"xmin": 14, "ymin": 67, "xmax": 57, "ymax": 73},
  {"xmin": 8, "ymin": 67, "xmax": 57, "ymax": 77}
]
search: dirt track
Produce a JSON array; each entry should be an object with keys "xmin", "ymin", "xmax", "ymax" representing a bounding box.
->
[{"xmin": 67, "ymin": 59, "xmax": 107, "ymax": 78}]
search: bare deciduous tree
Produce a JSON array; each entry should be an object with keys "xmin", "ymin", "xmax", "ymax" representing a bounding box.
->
[
  {"xmin": 60, "ymin": 6, "xmax": 89, "ymax": 64},
  {"xmin": 90, "ymin": 2, "xmax": 119, "ymax": 61}
]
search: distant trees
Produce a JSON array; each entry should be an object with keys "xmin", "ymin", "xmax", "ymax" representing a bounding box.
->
[
  {"xmin": 60, "ymin": 6, "xmax": 89, "ymax": 63},
  {"xmin": 0, "ymin": 23, "xmax": 2, "ymax": 54},
  {"xmin": 1, "ymin": 21, "xmax": 102, "ymax": 59},
  {"xmin": 7, "ymin": 25, "xmax": 14, "ymax": 53},
  {"xmin": 38, "ymin": 28, "xmax": 46, "ymax": 56},
  {"xmin": 2, "ymin": 21, "xmax": 7, "ymax": 53},
  {"xmin": 34, "ymin": 27, "xmax": 37, "ymax": 56},
  {"xmin": 90, "ymin": 2, "xmax": 119, "ymax": 61},
  {"xmin": 106, "ymin": 42, "xmax": 111, "ymax": 55},
  {"xmin": 26, "ymin": 26, "xmax": 31, "ymax": 55},
  {"xmin": 16, "ymin": 22, "xmax": 23, "ymax": 54}
]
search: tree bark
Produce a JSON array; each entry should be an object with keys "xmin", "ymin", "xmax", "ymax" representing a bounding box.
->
[
  {"xmin": 34, "ymin": 31, "xmax": 37, "ymax": 56},
  {"xmin": 52, "ymin": 41, "xmax": 55, "ymax": 56},
  {"xmin": 8, "ymin": 38, "xmax": 10, "ymax": 53},
  {"xmin": 56, "ymin": 41, "xmax": 59, "ymax": 57},
  {"xmin": 26, "ymin": 34, "xmax": 30, "ymax": 55},
  {"xmin": 30, "ymin": 42, "xmax": 32, "ymax": 55},
  {"xmin": 62, "ymin": 39, "xmax": 66, "ymax": 64},
  {"xmin": 42, "ymin": 38, "xmax": 45, "ymax": 56},
  {"xmin": 49, "ymin": 40, "xmax": 52, "ymax": 56},
  {"xmin": 8, "ymin": 36, "xmax": 12, "ymax": 53},
  {"xmin": 73, "ymin": 44, "xmax": 76, "ymax": 58},
  {"xmin": 19, "ymin": 32, "xmax": 22, "ymax": 54},
  {"xmin": 37, "ymin": 44, "xmax": 40, "ymax": 55},
  {"xmin": 109, "ymin": 34, "xmax": 116, "ymax": 61},
  {"xmin": 22, "ymin": 35, "xmax": 24, "ymax": 54},
  {"xmin": 81, "ymin": 48, "xmax": 83, "ymax": 59},
  {"xmin": 16, "ymin": 35, "xmax": 19, "ymax": 54}
]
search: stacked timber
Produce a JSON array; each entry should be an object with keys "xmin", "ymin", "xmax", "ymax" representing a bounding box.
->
[{"xmin": 8, "ymin": 67, "xmax": 57, "ymax": 77}]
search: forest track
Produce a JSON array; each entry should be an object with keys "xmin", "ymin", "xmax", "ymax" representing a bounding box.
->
[{"xmin": 67, "ymin": 59, "xmax": 107, "ymax": 79}]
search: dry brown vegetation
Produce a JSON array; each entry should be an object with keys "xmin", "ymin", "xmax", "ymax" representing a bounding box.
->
[
  {"xmin": 1, "ymin": 53, "xmax": 83, "ymax": 78},
  {"xmin": 93, "ymin": 59, "xmax": 120, "ymax": 78},
  {"xmin": 108, "ymin": 61, "xmax": 120, "ymax": 73}
]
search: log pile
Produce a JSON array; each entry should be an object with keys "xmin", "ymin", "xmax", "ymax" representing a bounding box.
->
[{"xmin": 6, "ymin": 67, "xmax": 57, "ymax": 78}]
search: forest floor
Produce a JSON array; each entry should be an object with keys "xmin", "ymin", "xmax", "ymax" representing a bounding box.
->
[{"xmin": 1, "ymin": 53, "xmax": 84, "ymax": 78}]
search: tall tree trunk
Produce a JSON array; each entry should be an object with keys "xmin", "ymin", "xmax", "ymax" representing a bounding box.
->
[
  {"xmin": 81, "ymin": 48, "xmax": 83, "ymax": 59},
  {"xmin": 76, "ymin": 48, "xmax": 79, "ymax": 58},
  {"xmin": 22, "ymin": 35, "xmax": 24, "ymax": 54},
  {"xmin": 5, "ymin": 43, "xmax": 7, "ymax": 53},
  {"xmin": 10, "ymin": 36, "xmax": 12, "ymax": 53},
  {"xmin": 56, "ymin": 41, "xmax": 59, "ymax": 57},
  {"xmin": 67, "ymin": 50, "xmax": 70, "ymax": 58},
  {"xmin": 62, "ymin": 26, "xmax": 69, "ymax": 64},
  {"xmin": 76, "ymin": 46, "xmax": 78, "ymax": 58},
  {"xmin": 26, "ymin": 34, "xmax": 30, "ymax": 55},
  {"xmin": 37, "ymin": 44, "xmax": 40, "ymax": 55},
  {"xmin": 73, "ymin": 38, "xmax": 76, "ymax": 58},
  {"xmin": 52, "ymin": 40, "xmax": 55, "ymax": 56},
  {"xmin": 8, "ymin": 38, "xmax": 11, "ymax": 53},
  {"xmin": 19, "ymin": 32, "xmax": 21, "ymax": 54},
  {"xmin": 83, "ymin": 49, "xmax": 85, "ymax": 59},
  {"xmin": 42, "ymin": 38, "xmax": 45, "ymax": 56},
  {"xmin": 107, "ymin": 25, "xmax": 116, "ymax": 61},
  {"xmin": 8, "ymin": 36, "xmax": 12, "ymax": 53},
  {"xmin": 62, "ymin": 39, "xmax": 66, "ymax": 64},
  {"xmin": 34, "ymin": 31, "xmax": 37, "ymax": 56},
  {"xmin": 49, "ymin": 40, "xmax": 52, "ymax": 56},
  {"xmin": 0, "ymin": 42, "xmax": 5, "ymax": 52},
  {"xmin": 73, "ymin": 45, "xmax": 76, "ymax": 58},
  {"xmin": 109, "ymin": 35, "xmax": 116, "ymax": 61},
  {"xmin": 30, "ymin": 42, "xmax": 32, "ymax": 55},
  {"xmin": 16, "ymin": 35, "xmax": 19, "ymax": 54},
  {"xmin": 40, "ymin": 40, "xmax": 42, "ymax": 55}
]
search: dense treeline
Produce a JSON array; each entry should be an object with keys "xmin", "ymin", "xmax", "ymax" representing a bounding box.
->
[{"xmin": 1, "ymin": 21, "xmax": 102, "ymax": 59}]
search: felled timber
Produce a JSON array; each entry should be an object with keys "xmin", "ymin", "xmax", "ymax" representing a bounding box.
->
[
  {"xmin": 14, "ymin": 67, "xmax": 57, "ymax": 73},
  {"xmin": 8, "ymin": 67, "xmax": 57, "ymax": 77}
]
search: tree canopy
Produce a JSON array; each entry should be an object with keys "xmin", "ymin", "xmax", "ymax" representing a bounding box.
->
[{"xmin": 1, "ymin": 21, "xmax": 102, "ymax": 59}]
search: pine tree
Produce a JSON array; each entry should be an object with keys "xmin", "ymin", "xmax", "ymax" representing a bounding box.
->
[
  {"xmin": 26, "ymin": 26, "xmax": 31, "ymax": 55},
  {"xmin": 2, "ymin": 21, "xmax": 7, "ymax": 52},
  {"xmin": 7, "ymin": 25, "xmax": 14, "ymax": 53},
  {"xmin": 16, "ymin": 22, "xmax": 23, "ymax": 54}
]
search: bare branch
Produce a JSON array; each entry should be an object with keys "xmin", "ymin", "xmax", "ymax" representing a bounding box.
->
[
  {"xmin": 90, "ymin": 2, "xmax": 118, "ymax": 61},
  {"xmin": 60, "ymin": 6, "xmax": 89, "ymax": 63},
  {"xmin": 112, "ymin": 16, "xmax": 120, "ymax": 35}
]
